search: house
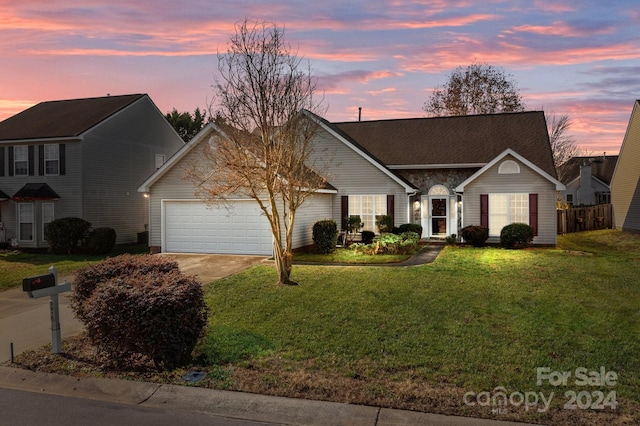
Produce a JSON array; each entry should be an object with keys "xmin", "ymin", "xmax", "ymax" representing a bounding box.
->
[
  {"xmin": 0, "ymin": 94, "xmax": 184, "ymax": 248},
  {"xmin": 611, "ymin": 100, "xmax": 640, "ymax": 233},
  {"xmin": 138, "ymin": 110, "xmax": 564, "ymax": 255},
  {"xmin": 558, "ymin": 155, "xmax": 617, "ymax": 206}
]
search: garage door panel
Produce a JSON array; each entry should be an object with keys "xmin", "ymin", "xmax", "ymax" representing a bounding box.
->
[{"xmin": 164, "ymin": 201, "xmax": 272, "ymax": 255}]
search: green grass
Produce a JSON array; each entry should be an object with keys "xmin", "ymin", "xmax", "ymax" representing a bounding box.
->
[
  {"xmin": 201, "ymin": 230, "xmax": 640, "ymax": 419},
  {"xmin": 0, "ymin": 244, "xmax": 149, "ymax": 291}
]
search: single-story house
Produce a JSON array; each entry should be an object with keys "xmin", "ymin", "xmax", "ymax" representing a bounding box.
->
[
  {"xmin": 138, "ymin": 110, "xmax": 564, "ymax": 255},
  {"xmin": 0, "ymin": 94, "xmax": 184, "ymax": 247},
  {"xmin": 611, "ymin": 100, "xmax": 640, "ymax": 233},
  {"xmin": 559, "ymin": 154, "xmax": 617, "ymax": 206}
]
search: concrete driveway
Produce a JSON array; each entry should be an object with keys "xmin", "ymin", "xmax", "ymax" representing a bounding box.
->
[{"xmin": 0, "ymin": 254, "xmax": 267, "ymax": 362}]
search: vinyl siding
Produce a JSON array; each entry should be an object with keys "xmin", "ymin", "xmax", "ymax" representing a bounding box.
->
[
  {"xmin": 462, "ymin": 155, "xmax": 558, "ymax": 245},
  {"xmin": 82, "ymin": 96, "xmax": 183, "ymax": 243},
  {"xmin": 611, "ymin": 101, "xmax": 640, "ymax": 232},
  {"xmin": 307, "ymin": 127, "xmax": 412, "ymax": 228},
  {"xmin": 291, "ymin": 193, "xmax": 333, "ymax": 248}
]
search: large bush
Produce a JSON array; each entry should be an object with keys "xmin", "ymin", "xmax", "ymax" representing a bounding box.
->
[
  {"xmin": 461, "ymin": 225, "xmax": 489, "ymax": 247},
  {"xmin": 44, "ymin": 217, "xmax": 91, "ymax": 254},
  {"xmin": 394, "ymin": 223, "xmax": 423, "ymax": 236},
  {"xmin": 500, "ymin": 223, "xmax": 535, "ymax": 249},
  {"xmin": 312, "ymin": 220, "xmax": 337, "ymax": 254},
  {"xmin": 83, "ymin": 227, "xmax": 116, "ymax": 255},
  {"xmin": 375, "ymin": 215, "xmax": 393, "ymax": 233},
  {"xmin": 72, "ymin": 254, "xmax": 208, "ymax": 369}
]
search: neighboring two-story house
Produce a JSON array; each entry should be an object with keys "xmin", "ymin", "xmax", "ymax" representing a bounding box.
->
[
  {"xmin": 558, "ymin": 155, "xmax": 617, "ymax": 206},
  {"xmin": 0, "ymin": 94, "xmax": 184, "ymax": 248},
  {"xmin": 612, "ymin": 100, "xmax": 640, "ymax": 233}
]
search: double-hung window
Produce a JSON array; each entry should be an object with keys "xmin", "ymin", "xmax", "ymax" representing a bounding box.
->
[
  {"xmin": 44, "ymin": 144, "xmax": 60, "ymax": 175},
  {"xmin": 14, "ymin": 146, "xmax": 28, "ymax": 176},
  {"xmin": 488, "ymin": 193, "xmax": 529, "ymax": 237},
  {"xmin": 18, "ymin": 203, "xmax": 34, "ymax": 241},
  {"xmin": 349, "ymin": 195, "xmax": 386, "ymax": 232}
]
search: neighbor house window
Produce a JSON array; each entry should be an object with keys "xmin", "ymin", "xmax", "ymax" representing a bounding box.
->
[
  {"xmin": 42, "ymin": 203, "xmax": 54, "ymax": 242},
  {"xmin": 14, "ymin": 146, "xmax": 28, "ymax": 176},
  {"xmin": 349, "ymin": 195, "xmax": 386, "ymax": 232},
  {"xmin": 44, "ymin": 144, "xmax": 60, "ymax": 175},
  {"xmin": 566, "ymin": 194, "xmax": 573, "ymax": 206},
  {"xmin": 488, "ymin": 193, "xmax": 529, "ymax": 237},
  {"xmin": 18, "ymin": 203, "xmax": 34, "ymax": 241}
]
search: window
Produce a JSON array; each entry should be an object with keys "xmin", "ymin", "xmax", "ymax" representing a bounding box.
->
[
  {"xmin": 155, "ymin": 154, "xmax": 166, "ymax": 169},
  {"xmin": 44, "ymin": 144, "xmax": 60, "ymax": 175},
  {"xmin": 498, "ymin": 160, "xmax": 520, "ymax": 174},
  {"xmin": 18, "ymin": 203, "xmax": 34, "ymax": 241},
  {"xmin": 14, "ymin": 146, "xmax": 28, "ymax": 176},
  {"xmin": 42, "ymin": 203, "xmax": 54, "ymax": 241},
  {"xmin": 348, "ymin": 195, "xmax": 386, "ymax": 232},
  {"xmin": 488, "ymin": 193, "xmax": 529, "ymax": 236},
  {"xmin": 566, "ymin": 194, "xmax": 573, "ymax": 206}
]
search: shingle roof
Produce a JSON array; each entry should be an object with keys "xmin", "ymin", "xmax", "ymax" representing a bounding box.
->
[
  {"xmin": 0, "ymin": 94, "xmax": 146, "ymax": 141},
  {"xmin": 558, "ymin": 155, "xmax": 618, "ymax": 185},
  {"xmin": 334, "ymin": 111, "xmax": 557, "ymax": 178}
]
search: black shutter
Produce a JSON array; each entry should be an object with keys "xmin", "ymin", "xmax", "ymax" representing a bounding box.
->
[
  {"xmin": 59, "ymin": 144, "xmax": 66, "ymax": 175},
  {"xmin": 480, "ymin": 194, "xmax": 489, "ymax": 229},
  {"xmin": 341, "ymin": 196, "xmax": 349, "ymax": 230},
  {"xmin": 0, "ymin": 146, "xmax": 4, "ymax": 176},
  {"xmin": 387, "ymin": 194, "xmax": 395, "ymax": 223},
  {"xmin": 8, "ymin": 146, "xmax": 13, "ymax": 176},
  {"xmin": 28, "ymin": 145, "xmax": 34, "ymax": 176},
  {"xmin": 529, "ymin": 194, "xmax": 538, "ymax": 236},
  {"xmin": 39, "ymin": 145, "xmax": 44, "ymax": 175}
]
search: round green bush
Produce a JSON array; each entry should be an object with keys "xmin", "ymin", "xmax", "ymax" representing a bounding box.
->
[
  {"xmin": 83, "ymin": 227, "xmax": 116, "ymax": 255},
  {"xmin": 394, "ymin": 223, "xmax": 423, "ymax": 236},
  {"xmin": 312, "ymin": 220, "xmax": 338, "ymax": 254},
  {"xmin": 461, "ymin": 225, "xmax": 489, "ymax": 247},
  {"xmin": 72, "ymin": 254, "xmax": 207, "ymax": 369},
  {"xmin": 500, "ymin": 223, "xmax": 535, "ymax": 249},
  {"xmin": 44, "ymin": 217, "xmax": 91, "ymax": 254},
  {"xmin": 361, "ymin": 230, "xmax": 375, "ymax": 244}
]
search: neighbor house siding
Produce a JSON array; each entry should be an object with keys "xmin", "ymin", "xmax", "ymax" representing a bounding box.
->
[
  {"xmin": 308, "ymin": 127, "xmax": 411, "ymax": 229},
  {"xmin": 82, "ymin": 96, "xmax": 183, "ymax": 243},
  {"xmin": 611, "ymin": 101, "xmax": 640, "ymax": 233},
  {"xmin": 462, "ymin": 155, "xmax": 558, "ymax": 245}
]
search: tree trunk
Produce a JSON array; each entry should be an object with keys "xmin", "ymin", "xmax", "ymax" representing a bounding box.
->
[{"xmin": 273, "ymin": 241, "xmax": 297, "ymax": 285}]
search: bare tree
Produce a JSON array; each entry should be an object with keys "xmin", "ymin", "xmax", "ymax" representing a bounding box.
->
[
  {"xmin": 186, "ymin": 20, "xmax": 325, "ymax": 285},
  {"xmin": 423, "ymin": 63, "xmax": 525, "ymax": 116},
  {"xmin": 546, "ymin": 112, "xmax": 580, "ymax": 181}
]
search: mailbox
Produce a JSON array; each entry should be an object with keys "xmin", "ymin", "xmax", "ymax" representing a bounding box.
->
[{"xmin": 22, "ymin": 273, "xmax": 57, "ymax": 292}]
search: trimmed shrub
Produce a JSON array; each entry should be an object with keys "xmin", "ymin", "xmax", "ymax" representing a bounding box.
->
[
  {"xmin": 361, "ymin": 230, "xmax": 375, "ymax": 245},
  {"xmin": 345, "ymin": 215, "xmax": 363, "ymax": 234},
  {"xmin": 375, "ymin": 215, "xmax": 393, "ymax": 233},
  {"xmin": 500, "ymin": 223, "xmax": 535, "ymax": 249},
  {"xmin": 461, "ymin": 225, "xmax": 489, "ymax": 247},
  {"xmin": 44, "ymin": 217, "xmax": 92, "ymax": 254},
  {"xmin": 71, "ymin": 254, "xmax": 207, "ymax": 369},
  {"xmin": 353, "ymin": 231, "xmax": 420, "ymax": 255},
  {"xmin": 83, "ymin": 227, "xmax": 116, "ymax": 255},
  {"xmin": 312, "ymin": 220, "xmax": 338, "ymax": 254},
  {"xmin": 394, "ymin": 223, "xmax": 423, "ymax": 236}
]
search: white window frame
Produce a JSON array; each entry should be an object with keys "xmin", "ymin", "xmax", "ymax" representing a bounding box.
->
[
  {"xmin": 18, "ymin": 203, "xmax": 34, "ymax": 242},
  {"xmin": 488, "ymin": 193, "xmax": 529, "ymax": 237},
  {"xmin": 42, "ymin": 203, "xmax": 55, "ymax": 242},
  {"xmin": 44, "ymin": 144, "xmax": 60, "ymax": 176},
  {"xmin": 14, "ymin": 145, "xmax": 28, "ymax": 176},
  {"xmin": 349, "ymin": 195, "xmax": 386, "ymax": 232}
]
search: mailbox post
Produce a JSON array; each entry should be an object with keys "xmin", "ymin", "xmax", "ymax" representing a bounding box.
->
[{"xmin": 22, "ymin": 266, "xmax": 72, "ymax": 354}]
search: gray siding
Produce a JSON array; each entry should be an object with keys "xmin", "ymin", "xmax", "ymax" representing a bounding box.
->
[
  {"xmin": 82, "ymin": 96, "xmax": 183, "ymax": 243},
  {"xmin": 307, "ymin": 127, "xmax": 412, "ymax": 228},
  {"xmin": 462, "ymin": 155, "xmax": 558, "ymax": 245},
  {"xmin": 611, "ymin": 102, "xmax": 640, "ymax": 232},
  {"xmin": 291, "ymin": 193, "xmax": 333, "ymax": 248}
]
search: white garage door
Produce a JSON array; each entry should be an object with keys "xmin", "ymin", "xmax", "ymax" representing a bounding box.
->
[{"xmin": 164, "ymin": 201, "xmax": 273, "ymax": 255}]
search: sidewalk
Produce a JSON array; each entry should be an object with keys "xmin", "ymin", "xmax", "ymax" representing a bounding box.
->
[{"xmin": 0, "ymin": 366, "xmax": 539, "ymax": 426}]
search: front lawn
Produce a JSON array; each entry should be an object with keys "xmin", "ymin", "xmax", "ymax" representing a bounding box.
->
[
  {"xmin": 198, "ymin": 230, "xmax": 640, "ymax": 425},
  {"xmin": 10, "ymin": 230, "xmax": 640, "ymax": 425}
]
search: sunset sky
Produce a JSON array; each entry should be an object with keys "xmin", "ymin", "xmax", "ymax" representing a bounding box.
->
[{"xmin": 1, "ymin": 1, "xmax": 639, "ymax": 154}]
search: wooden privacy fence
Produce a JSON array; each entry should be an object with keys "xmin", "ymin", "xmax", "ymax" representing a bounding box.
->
[{"xmin": 557, "ymin": 204, "xmax": 613, "ymax": 234}]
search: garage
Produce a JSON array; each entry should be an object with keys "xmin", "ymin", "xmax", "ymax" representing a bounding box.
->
[{"xmin": 163, "ymin": 200, "xmax": 273, "ymax": 255}]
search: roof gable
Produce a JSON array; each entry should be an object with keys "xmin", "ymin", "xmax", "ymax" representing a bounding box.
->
[
  {"xmin": 455, "ymin": 149, "xmax": 565, "ymax": 192},
  {"xmin": 558, "ymin": 155, "xmax": 618, "ymax": 185},
  {"xmin": 0, "ymin": 94, "xmax": 146, "ymax": 141},
  {"xmin": 335, "ymin": 111, "xmax": 557, "ymax": 177}
]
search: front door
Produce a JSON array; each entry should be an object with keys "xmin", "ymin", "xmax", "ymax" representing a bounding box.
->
[{"xmin": 430, "ymin": 197, "xmax": 448, "ymax": 238}]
